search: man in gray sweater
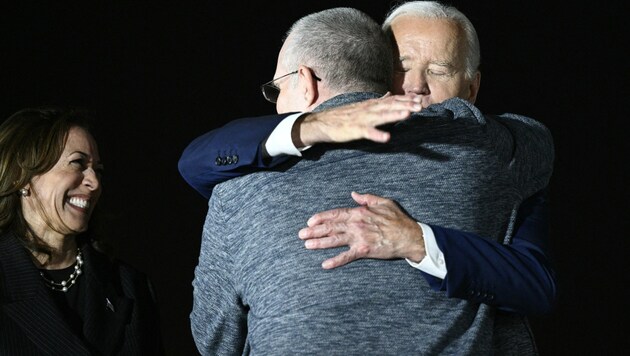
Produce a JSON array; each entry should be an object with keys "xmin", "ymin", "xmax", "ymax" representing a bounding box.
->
[{"xmin": 191, "ymin": 7, "xmax": 552, "ymax": 355}]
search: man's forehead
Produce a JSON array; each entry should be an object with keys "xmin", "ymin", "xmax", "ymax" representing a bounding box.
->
[
  {"xmin": 392, "ymin": 16, "xmax": 462, "ymax": 44},
  {"xmin": 393, "ymin": 17, "xmax": 463, "ymax": 63}
]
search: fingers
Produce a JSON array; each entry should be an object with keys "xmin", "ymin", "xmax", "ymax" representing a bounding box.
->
[
  {"xmin": 368, "ymin": 96, "xmax": 421, "ymax": 113},
  {"xmin": 363, "ymin": 127, "xmax": 391, "ymax": 143},
  {"xmin": 365, "ymin": 108, "xmax": 413, "ymax": 125},
  {"xmin": 306, "ymin": 196, "xmax": 384, "ymax": 228},
  {"xmin": 351, "ymin": 192, "xmax": 390, "ymax": 207},
  {"xmin": 299, "ymin": 193, "xmax": 420, "ymax": 269},
  {"xmin": 358, "ymin": 107, "xmax": 412, "ymax": 144},
  {"xmin": 306, "ymin": 207, "xmax": 350, "ymax": 227},
  {"xmin": 321, "ymin": 249, "xmax": 361, "ymax": 269},
  {"xmin": 302, "ymin": 95, "xmax": 421, "ymax": 145},
  {"xmin": 299, "ymin": 228, "xmax": 365, "ymax": 270},
  {"xmin": 380, "ymin": 93, "xmax": 422, "ymax": 105},
  {"xmin": 350, "ymin": 192, "xmax": 366, "ymax": 206},
  {"xmin": 354, "ymin": 94, "xmax": 420, "ymax": 117},
  {"xmin": 299, "ymin": 222, "xmax": 336, "ymax": 240},
  {"xmin": 357, "ymin": 97, "xmax": 420, "ymax": 132},
  {"xmin": 300, "ymin": 93, "xmax": 423, "ymax": 146},
  {"xmin": 303, "ymin": 235, "xmax": 345, "ymax": 249}
]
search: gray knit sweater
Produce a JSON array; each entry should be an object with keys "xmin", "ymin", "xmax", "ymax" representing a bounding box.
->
[{"xmin": 191, "ymin": 93, "xmax": 553, "ymax": 355}]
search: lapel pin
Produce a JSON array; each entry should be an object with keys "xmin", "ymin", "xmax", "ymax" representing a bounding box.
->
[{"xmin": 106, "ymin": 298, "xmax": 115, "ymax": 312}]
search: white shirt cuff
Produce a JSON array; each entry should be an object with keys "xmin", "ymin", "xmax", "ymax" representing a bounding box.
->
[
  {"xmin": 264, "ymin": 113, "xmax": 312, "ymax": 157},
  {"xmin": 406, "ymin": 222, "xmax": 447, "ymax": 279}
]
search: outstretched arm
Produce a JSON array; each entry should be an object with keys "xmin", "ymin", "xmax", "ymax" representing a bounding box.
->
[
  {"xmin": 178, "ymin": 94, "xmax": 422, "ymax": 198},
  {"xmin": 295, "ymin": 93, "xmax": 422, "ymax": 146},
  {"xmin": 299, "ymin": 189, "xmax": 556, "ymax": 315},
  {"xmin": 178, "ymin": 113, "xmax": 293, "ymax": 199}
]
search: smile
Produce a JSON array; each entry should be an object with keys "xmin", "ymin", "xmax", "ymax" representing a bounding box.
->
[{"xmin": 68, "ymin": 197, "xmax": 90, "ymax": 209}]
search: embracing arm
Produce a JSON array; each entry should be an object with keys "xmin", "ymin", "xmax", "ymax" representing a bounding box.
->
[
  {"xmin": 423, "ymin": 189, "xmax": 556, "ymax": 315},
  {"xmin": 178, "ymin": 113, "xmax": 293, "ymax": 199},
  {"xmin": 299, "ymin": 189, "xmax": 556, "ymax": 315},
  {"xmin": 178, "ymin": 94, "xmax": 422, "ymax": 199}
]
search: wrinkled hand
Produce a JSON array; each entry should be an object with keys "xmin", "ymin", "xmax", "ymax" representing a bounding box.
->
[
  {"xmin": 298, "ymin": 192, "xmax": 425, "ymax": 269},
  {"xmin": 296, "ymin": 93, "xmax": 422, "ymax": 147}
]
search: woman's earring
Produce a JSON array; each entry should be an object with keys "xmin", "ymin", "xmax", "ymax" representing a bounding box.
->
[{"xmin": 19, "ymin": 188, "xmax": 29, "ymax": 197}]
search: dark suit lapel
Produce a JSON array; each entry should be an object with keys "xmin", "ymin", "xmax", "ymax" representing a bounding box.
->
[
  {"xmin": 80, "ymin": 246, "xmax": 133, "ymax": 355},
  {"xmin": 0, "ymin": 233, "xmax": 91, "ymax": 355}
]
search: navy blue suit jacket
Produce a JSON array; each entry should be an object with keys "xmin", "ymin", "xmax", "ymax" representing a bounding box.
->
[{"xmin": 178, "ymin": 114, "xmax": 556, "ymax": 315}]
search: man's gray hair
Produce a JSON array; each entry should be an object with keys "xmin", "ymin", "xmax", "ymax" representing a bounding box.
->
[
  {"xmin": 382, "ymin": 1, "xmax": 481, "ymax": 80},
  {"xmin": 282, "ymin": 7, "xmax": 393, "ymax": 95}
]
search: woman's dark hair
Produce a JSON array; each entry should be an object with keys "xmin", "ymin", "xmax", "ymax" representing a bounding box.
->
[{"xmin": 0, "ymin": 107, "xmax": 104, "ymax": 255}]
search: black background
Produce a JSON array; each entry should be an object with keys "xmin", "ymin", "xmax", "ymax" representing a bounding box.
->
[{"xmin": 2, "ymin": 1, "xmax": 627, "ymax": 354}]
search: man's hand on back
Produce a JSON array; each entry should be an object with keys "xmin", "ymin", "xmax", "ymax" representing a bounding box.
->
[
  {"xmin": 298, "ymin": 192, "xmax": 425, "ymax": 269},
  {"xmin": 294, "ymin": 93, "xmax": 422, "ymax": 147}
]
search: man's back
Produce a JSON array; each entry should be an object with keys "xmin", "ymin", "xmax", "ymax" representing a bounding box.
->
[{"xmin": 192, "ymin": 94, "xmax": 553, "ymax": 355}]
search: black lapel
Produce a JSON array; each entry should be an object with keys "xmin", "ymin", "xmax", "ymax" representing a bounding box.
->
[
  {"xmin": 0, "ymin": 233, "xmax": 91, "ymax": 355},
  {"xmin": 80, "ymin": 246, "xmax": 133, "ymax": 355}
]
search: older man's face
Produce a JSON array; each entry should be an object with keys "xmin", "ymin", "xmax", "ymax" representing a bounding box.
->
[{"xmin": 390, "ymin": 16, "xmax": 479, "ymax": 106}]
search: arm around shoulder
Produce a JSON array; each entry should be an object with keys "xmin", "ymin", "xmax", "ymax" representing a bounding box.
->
[
  {"xmin": 178, "ymin": 113, "xmax": 294, "ymax": 199},
  {"xmin": 424, "ymin": 189, "xmax": 556, "ymax": 315}
]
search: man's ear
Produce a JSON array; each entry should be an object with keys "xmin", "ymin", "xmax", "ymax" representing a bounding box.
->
[
  {"xmin": 297, "ymin": 65, "xmax": 319, "ymax": 107},
  {"xmin": 467, "ymin": 71, "xmax": 481, "ymax": 104}
]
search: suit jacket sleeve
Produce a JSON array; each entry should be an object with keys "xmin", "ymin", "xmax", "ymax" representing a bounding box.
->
[
  {"xmin": 178, "ymin": 113, "xmax": 294, "ymax": 199},
  {"xmin": 190, "ymin": 192, "xmax": 247, "ymax": 355},
  {"xmin": 423, "ymin": 188, "xmax": 556, "ymax": 315}
]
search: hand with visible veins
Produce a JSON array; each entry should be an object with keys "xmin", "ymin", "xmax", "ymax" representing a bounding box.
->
[
  {"xmin": 293, "ymin": 93, "xmax": 422, "ymax": 147},
  {"xmin": 298, "ymin": 192, "xmax": 425, "ymax": 269}
]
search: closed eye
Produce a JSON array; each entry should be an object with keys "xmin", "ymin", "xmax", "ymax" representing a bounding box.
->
[{"xmin": 70, "ymin": 158, "xmax": 87, "ymax": 169}]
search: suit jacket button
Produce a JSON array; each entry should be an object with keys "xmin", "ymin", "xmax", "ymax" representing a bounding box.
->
[
  {"xmin": 226, "ymin": 156, "xmax": 233, "ymax": 164},
  {"xmin": 221, "ymin": 157, "xmax": 228, "ymax": 165},
  {"xmin": 232, "ymin": 155, "xmax": 239, "ymax": 164},
  {"xmin": 215, "ymin": 157, "xmax": 223, "ymax": 166}
]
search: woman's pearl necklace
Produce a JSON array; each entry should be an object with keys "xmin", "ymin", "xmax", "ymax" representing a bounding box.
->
[{"xmin": 39, "ymin": 248, "xmax": 83, "ymax": 292}]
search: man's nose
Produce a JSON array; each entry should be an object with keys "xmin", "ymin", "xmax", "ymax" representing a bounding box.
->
[{"xmin": 405, "ymin": 71, "xmax": 429, "ymax": 95}]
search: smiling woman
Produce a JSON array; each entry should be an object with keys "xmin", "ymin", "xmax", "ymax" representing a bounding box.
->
[
  {"xmin": 20, "ymin": 125, "xmax": 103, "ymax": 259},
  {"xmin": 0, "ymin": 108, "xmax": 164, "ymax": 355}
]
